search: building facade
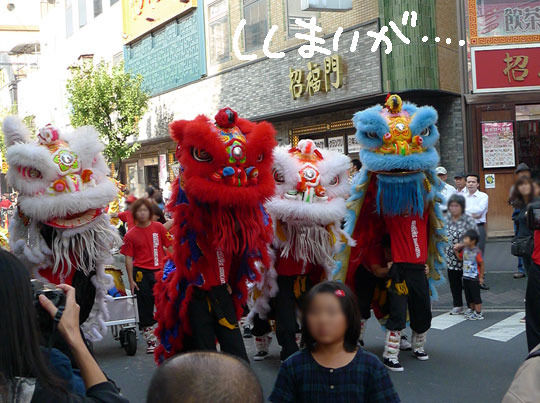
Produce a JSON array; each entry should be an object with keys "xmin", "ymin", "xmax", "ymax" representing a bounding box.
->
[
  {"xmin": 462, "ymin": 0, "xmax": 540, "ymax": 236},
  {"xmin": 122, "ymin": 0, "xmax": 465, "ymax": 197}
]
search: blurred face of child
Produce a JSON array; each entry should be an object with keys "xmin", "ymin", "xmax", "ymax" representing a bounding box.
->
[
  {"xmin": 135, "ymin": 205, "xmax": 150, "ymax": 223},
  {"xmin": 306, "ymin": 293, "xmax": 347, "ymax": 346},
  {"xmin": 463, "ymin": 236, "xmax": 475, "ymax": 249}
]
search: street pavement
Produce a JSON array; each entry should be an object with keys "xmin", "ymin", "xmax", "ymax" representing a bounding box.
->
[{"xmin": 95, "ymin": 239, "xmax": 531, "ymax": 402}]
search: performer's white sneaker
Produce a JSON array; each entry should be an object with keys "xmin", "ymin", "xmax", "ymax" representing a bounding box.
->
[
  {"xmin": 412, "ymin": 331, "xmax": 429, "ymax": 360},
  {"xmin": 399, "ymin": 335, "xmax": 412, "ymax": 351},
  {"xmin": 383, "ymin": 330, "xmax": 403, "ymax": 371},
  {"xmin": 450, "ymin": 306, "xmax": 464, "ymax": 315}
]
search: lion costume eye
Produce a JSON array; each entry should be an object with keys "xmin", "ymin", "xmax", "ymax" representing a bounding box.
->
[
  {"xmin": 420, "ymin": 127, "xmax": 430, "ymax": 137},
  {"xmin": 257, "ymin": 154, "xmax": 264, "ymax": 162},
  {"xmin": 329, "ymin": 176, "xmax": 339, "ymax": 186},
  {"xmin": 192, "ymin": 147, "xmax": 213, "ymax": 162},
  {"xmin": 273, "ymin": 168, "xmax": 285, "ymax": 183},
  {"xmin": 365, "ymin": 132, "xmax": 378, "ymax": 139}
]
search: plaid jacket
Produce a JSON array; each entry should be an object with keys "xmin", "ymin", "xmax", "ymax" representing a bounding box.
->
[{"xmin": 269, "ymin": 348, "xmax": 400, "ymax": 403}]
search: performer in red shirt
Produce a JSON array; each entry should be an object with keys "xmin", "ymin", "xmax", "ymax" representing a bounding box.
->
[
  {"xmin": 112, "ymin": 195, "xmax": 136, "ymax": 231},
  {"xmin": 120, "ymin": 198, "xmax": 171, "ymax": 353}
]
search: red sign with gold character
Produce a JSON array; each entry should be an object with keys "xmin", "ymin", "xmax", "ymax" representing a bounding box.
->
[{"xmin": 472, "ymin": 44, "xmax": 540, "ymax": 93}]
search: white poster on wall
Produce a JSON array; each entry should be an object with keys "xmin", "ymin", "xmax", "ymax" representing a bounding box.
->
[
  {"xmin": 159, "ymin": 154, "xmax": 167, "ymax": 190},
  {"xmin": 347, "ymin": 135, "xmax": 361, "ymax": 153},
  {"xmin": 328, "ymin": 136, "xmax": 345, "ymax": 153},
  {"xmin": 313, "ymin": 138, "xmax": 326, "ymax": 149}
]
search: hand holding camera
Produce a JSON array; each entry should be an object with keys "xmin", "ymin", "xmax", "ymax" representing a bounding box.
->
[{"xmin": 38, "ymin": 283, "xmax": 84, "ymax": 348}]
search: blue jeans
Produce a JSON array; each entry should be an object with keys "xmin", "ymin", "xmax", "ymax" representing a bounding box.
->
[{"xmin": 514, "ymin": 211, "xmax": 525, "ymax": 274}]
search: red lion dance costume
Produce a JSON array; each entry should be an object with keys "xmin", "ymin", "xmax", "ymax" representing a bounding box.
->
[{"xmin": 154, "ymin": 108, "xmax": 276, "ymax": 363}]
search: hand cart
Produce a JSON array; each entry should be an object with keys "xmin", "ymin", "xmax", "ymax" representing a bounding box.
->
[{"xmin": 104, "ymin": 265, "xmax": 139, "ymax": 356}]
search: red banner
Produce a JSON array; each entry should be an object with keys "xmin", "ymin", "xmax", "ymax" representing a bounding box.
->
[{"xmin": 472, "ymin": 45, "xmax": 540, "ymax": 92}]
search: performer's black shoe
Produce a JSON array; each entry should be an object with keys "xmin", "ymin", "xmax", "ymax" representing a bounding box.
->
[
  {"xmin": 383, "ymin": 357, "xmax": 404, "ymax": 372},
  {"xmin": 479, "ymin": 283, "xmax": 490, "ymax": 290},
  {"xmin": 413, "ymin": 349, "xmax": 429, "ymax": 361},
  {"xmin": 253, "ymin": 351, "xmax": 269, "ymax": 361},
  {"xmin": 243, "ymin": 326, "xmax": 253, "ymax": 338}
]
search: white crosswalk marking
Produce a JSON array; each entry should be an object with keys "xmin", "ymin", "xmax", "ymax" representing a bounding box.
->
[
  {"xmin": 431, "ymin": 312, "xmax": 467, "ymax": 330},
  {"xmin": 474, "ymin": 312, "xmax": 525, "ymax": 342}
]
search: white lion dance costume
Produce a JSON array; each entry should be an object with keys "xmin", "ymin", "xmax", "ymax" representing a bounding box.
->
[
  {"xmin": 2, "ymin": 117, "xmax": 121, "ymax": 341},
  {"xmin": 250, "ymin": 139, "xmax": 352, "ymax": 361}
]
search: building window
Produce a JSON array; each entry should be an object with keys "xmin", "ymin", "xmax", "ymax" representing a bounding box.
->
[
  {"xmin": 287, "ymin": 0, "xmax": 316, "ymax": 38},
  {"xmin": 94, "ymin": 0, "xmax": 102, "ymax": 17},
  {"xmin": 208, "ymin": 0, "xmax": 230, "ymax": 64},
  {"xmin": 110, "ymin": 0, "xmax": 119, "ymax": 4},
  {"xmin": 66, "ymin": 0, "xmax": 74, "ymax": 37},
  {"xmin": 78, "ymin": 0, "xmax": 87, "ymax": 27},
  {"xmin": 243, "ymin": 0, "xmax": 267, "ymax": 52}
]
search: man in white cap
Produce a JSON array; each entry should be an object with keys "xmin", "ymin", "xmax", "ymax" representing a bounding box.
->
[{"xmin": 436, "ymin": 166, "xmax": 456, "ymax": 214}]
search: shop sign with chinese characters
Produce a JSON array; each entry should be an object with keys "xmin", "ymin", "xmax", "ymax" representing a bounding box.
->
[
  {"xmin": 468, "ymin": 0, "xmax": 540, "ymax": 45},
  {"xmin": 472, "ymin": 44, "xmax": 540, "ymax": 92},
  {"xmin": 289, "ymin": 54, "xmax": 345, "ymax": 100}
]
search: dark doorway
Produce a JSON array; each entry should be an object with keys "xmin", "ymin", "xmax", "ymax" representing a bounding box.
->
[{"xmin": 145, "ymin": 165, "xmax": 159, "ymax": 189}]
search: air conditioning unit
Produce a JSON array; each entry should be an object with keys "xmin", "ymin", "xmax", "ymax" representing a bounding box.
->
[{"xmin": 300, "ymin": 0, "xmax": 352, "ymax": 11}]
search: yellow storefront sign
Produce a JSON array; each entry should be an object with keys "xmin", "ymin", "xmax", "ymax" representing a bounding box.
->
[{"xmin": 122, "ymin": 0, "xmax": 197, "ymax": 44}]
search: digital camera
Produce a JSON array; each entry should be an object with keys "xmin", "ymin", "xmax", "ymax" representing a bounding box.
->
[{"xmin": 31, "ymin": 279, "xmax": 66, "ymax": 332}]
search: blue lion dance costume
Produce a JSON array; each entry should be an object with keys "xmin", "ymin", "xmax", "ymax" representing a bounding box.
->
[{"xmin": 335, "ymin": 94, "xmax": 446, "ymax": 372}]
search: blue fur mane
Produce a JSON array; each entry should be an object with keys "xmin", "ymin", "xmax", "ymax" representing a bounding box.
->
[{"xmin": 376, "ymin": 172, "xmax": 429, "ymax": 216}]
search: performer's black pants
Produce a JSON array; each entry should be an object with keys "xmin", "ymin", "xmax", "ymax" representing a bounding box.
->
[
  {"xmin": 188, "ymin": 284, "xmax": 248, "ymax": 362},
  {"xmin": 72, "ymin": 270, "xmax": 96, "ymax": 324},
  {"xmin": 274, "ymin": 275, "xmax": 311, "ymax": 361},
  {"xmin": 133, "ymin": 267, "xmax": 157, "ymax": 329},
  {"xmin": 477, "ymin": 223, "xmax": 487, "ymax": 256},
  {"xmin": 447, "ymin": 269, "xmax": 464, "ymax": 308},
  {"xmin": 526, "ymin": 261, "xmax": 540, "ymax": 352},
  {"xmin": 355, "ymin": 265, "xmax": 378, "ymax": 320},
  {"xmin": 385, "ymin": 263, "xmax": 432, "ymax": 334}
]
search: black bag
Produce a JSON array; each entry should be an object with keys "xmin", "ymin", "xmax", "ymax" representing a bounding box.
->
[{"xmin": 511, "ymin": 235, "xmax": 534, "ymax": 257}]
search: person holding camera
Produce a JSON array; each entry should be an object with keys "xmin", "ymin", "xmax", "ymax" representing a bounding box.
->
[{"xmin": 0, "ymin": 249, "xmax": 128, "ymax": 402}]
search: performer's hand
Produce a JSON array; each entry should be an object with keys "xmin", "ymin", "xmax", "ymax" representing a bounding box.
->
[
  {"xmin": 424, "ymin": 265, "xmax": 429, "ymax": 276},
  {"xmin": 39, "ymin": 284, "xmax": 83, "ymax": 347},
  {"xmin": 130, "ymin": 280, "xmax": 139, "ymax": 295}
]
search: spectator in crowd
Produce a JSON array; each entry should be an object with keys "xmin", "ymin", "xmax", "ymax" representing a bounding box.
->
[
  {"xmin": 510, "ymin": 164, "xmax": 532, "ymax": 279},
  {"xmin": 351, "ymin": 159, "xmax": 362, "ymax": 174},
  {"xmin": 120, "ymin": 198, "xmax": 172, "ymax": 354},
  {"xmin": 454, "ymin": 173, "xmax": 466, "ymax": 194},
  {"xmin": 436, "ymin": 166, "xmax": 456, "ymax": 213},
  {"xmin": 147, "ymin": 352, "xmax": 263, "ymax": 403},
  {"xmin": 151, "ymin": 202, "xmax": 174, "ymax": 231},
  {"xmin": 515, "ymin": 163, "xmax": 532, "ymax": 181},
  {"xmin": 0, "ymin": 194, "xmax": 12, "ymax": 209},
  {"xmin": 145, "ymin": 186, "xmax": 156, "ymax": 199},
  {"xmin": 163, "ymin": 181, "xmax": 172, "ymax": 204},
  {"xmin": 456, "ymin": 230, "xmax": 485, "ymax": 320},
  {"xmin": 509, "ymin": 177, "xmax": 534, "ymax": 279},
  {"xmin": 445, "ymin": 194, "xmax": 477, "ymax": 315},
  {"xmin": 270, "ymin": 281, "xmax": 400, "ymax": 403},
  {"xmin": 464, "ymin": 174, "xmax": 490, "ymax": 290},
  {"xmin": 153, "ymin": 191, "xmax": 165, "ymax": 210},
  {"xmin": 0, "ymin": 249, "xmax": 127, "ymax": 402}
]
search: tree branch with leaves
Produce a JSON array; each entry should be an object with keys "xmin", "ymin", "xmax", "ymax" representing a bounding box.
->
[{"xmin": 66, "ymin": 61, "xmax": 148, "ymax": 179}]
